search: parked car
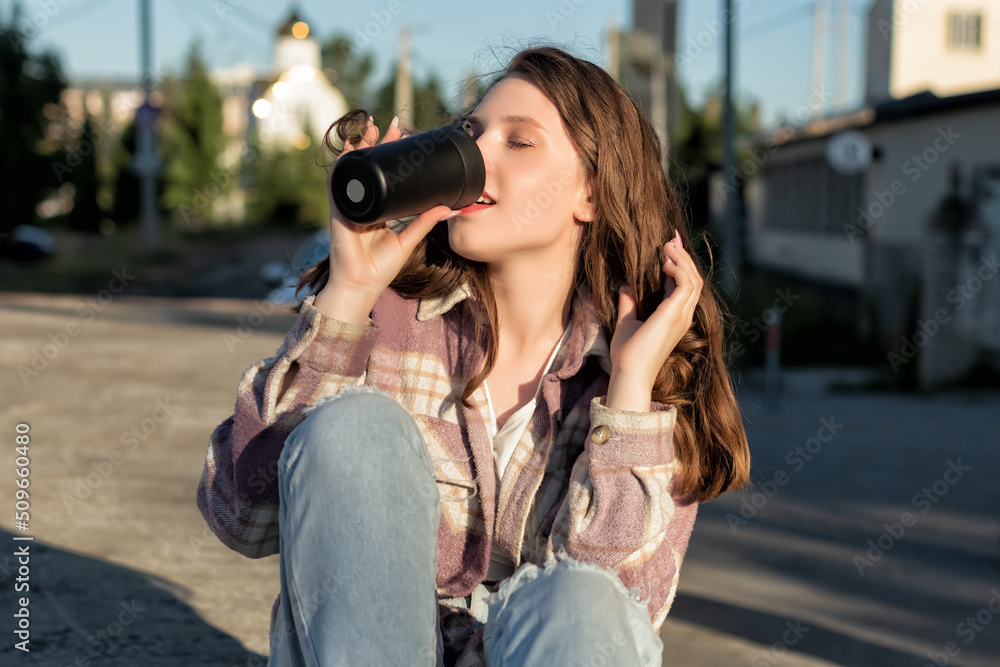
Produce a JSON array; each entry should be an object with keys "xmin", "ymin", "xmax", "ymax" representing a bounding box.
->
[
  {"xmin": 260, "ymin": 229, "xmax": 330, "ymax": 306},
  {"xmin": 0, "ymin": 225, "xmax": 57, "ymax": 263}
]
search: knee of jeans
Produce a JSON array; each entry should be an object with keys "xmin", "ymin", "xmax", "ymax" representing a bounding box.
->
[
  {"xmin": 493, "ymin": 556, "xmax": 647, "ymax": 625},
  {"xmin": 280, "ymin": 387, "xmax": 432, "ymax": 479},
  {"xmin": 539, "ymin": 562, "xmax": 630, "ymax": 612}
]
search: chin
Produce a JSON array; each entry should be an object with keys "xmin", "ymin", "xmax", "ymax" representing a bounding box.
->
[{"xmin": 446, "ymin": 222, "xmax": 494, "ymax": 262}]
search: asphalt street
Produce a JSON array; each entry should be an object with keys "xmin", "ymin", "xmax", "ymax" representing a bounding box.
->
[{"xmin": 1, "ymin": 293, "xmax": 997, "ymax": 666}]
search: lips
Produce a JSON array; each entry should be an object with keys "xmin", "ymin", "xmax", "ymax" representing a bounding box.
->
[{"xmin": 456, "ymin": 190, "xmax": 496, "ymax": 215}]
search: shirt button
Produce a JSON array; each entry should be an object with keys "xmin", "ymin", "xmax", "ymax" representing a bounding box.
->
[{"xmin": 590, "ymin": 425, "xmax": 611, "ymax": 445}]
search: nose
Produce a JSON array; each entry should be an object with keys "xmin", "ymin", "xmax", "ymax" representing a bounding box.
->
[{"xmin": 474, "ymin": 133, "xmax": 494, "ymax": 177}]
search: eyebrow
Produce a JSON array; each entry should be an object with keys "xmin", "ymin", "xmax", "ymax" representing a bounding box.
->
[{"xmin": 467, "ymin": 114, "xmax": 547, "ymax": 134}]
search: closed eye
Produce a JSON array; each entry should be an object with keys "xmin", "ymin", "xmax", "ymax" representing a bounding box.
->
[{"xmin": 507, "ymin": 140, "xmax": 532, "ymax": 150}]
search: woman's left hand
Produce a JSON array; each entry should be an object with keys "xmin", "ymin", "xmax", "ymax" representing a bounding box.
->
[{"xmin": 606, "ymin": 230, "xmax": 704, "ymax": 410}]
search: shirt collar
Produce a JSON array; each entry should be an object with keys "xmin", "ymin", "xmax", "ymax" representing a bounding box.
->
[{"xmin": 416, "ymin": 281, "xmax": 612, "ymax": 377}]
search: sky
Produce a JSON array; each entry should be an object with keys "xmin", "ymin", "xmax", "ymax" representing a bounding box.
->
[{"xmin": 5, "ymin": 0, "xmax": 874, "ymax": 128}]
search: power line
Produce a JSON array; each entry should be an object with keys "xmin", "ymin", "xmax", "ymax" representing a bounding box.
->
[
  {"xmin": 24, "ymin": 0, "xmax": 121, "ymax": 33},
  {"xmin": 182, "ymin": 0, "xmax": 270, "ymax": 49},
  {"xmin": 742, "ymin": 2, "xmax": 816, "ymax": 40},
  {"xmin": 166, "ymin": 0, "xmax": 260, "ymax": 63},
  {"xmin": 195, "ymin": 0, "xmax": 275, "ymax": 36},
  {"xmin": 742, "ymin": 1, "xmax": 870, "ymax": 40}
]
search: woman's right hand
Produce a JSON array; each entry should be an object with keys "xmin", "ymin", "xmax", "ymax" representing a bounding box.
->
[{"xmin": 314, "ymin": 115, "xmax": 461, "ymax": 325}]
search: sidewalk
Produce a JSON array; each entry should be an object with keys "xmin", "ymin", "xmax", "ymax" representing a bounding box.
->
[{"xmin": 1, "ymin": 293, "xmax": 997, "ymax": 665}]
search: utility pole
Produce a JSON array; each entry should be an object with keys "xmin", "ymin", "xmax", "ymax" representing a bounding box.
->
[
  {"xmin": 133, "ymin": 0, "xmax": 161, "ymax": 253},
  {"xmin": 721, "ymin": 0, "xmax": 739, "ymax": 297},
  {"xmin": 811, "ymin": 1, "xmax": 828, "ymax": 117},
  {"xmin": 395, "ymin": 27, "xmax": 414, "ymax": 129},
  {"xmin": 461, "ymin": 71, "xmax": 478, "ymax": 110},
  {"xmin": 834, "ymin": 1, "xmax": 850, "ymax": 112}
]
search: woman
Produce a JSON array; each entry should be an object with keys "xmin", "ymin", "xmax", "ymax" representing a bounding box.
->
[{"xmin": 197, "ymin": 46, "xmax": 750, "ymax": 667}]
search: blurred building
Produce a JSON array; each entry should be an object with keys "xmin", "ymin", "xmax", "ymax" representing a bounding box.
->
[
  {"xmin": 606, "ymin": 0, "xmax": 679, "ymax": 167},
  {"xmin": 740, "ymin": 4, "xmax": 1000, "ymax": 388},
  {"xmin": 866, "ymin": 0, "xmax": 1000, "ymax": 102},
  {"xmin": 248, "ymin": 8, "xmax": 348, "ymax": 150}
]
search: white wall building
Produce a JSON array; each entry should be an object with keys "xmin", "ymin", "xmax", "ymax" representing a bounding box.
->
[
  {"xmin": 738, "ymin": 2, "xmax": 1000, "ymax": 388},
  {"xmin": 866, "ymin": 0, "xmax": 1000, "ymax": 102}
]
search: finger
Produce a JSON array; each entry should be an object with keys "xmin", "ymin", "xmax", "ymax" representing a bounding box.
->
[
  {"xmin": 616, "ymin": 286, "xmax": 639, "ymax": 328},
  {"xmin": 395, "ymin": 205, "xmax": 456, "ymax": 256},
  {"xmin": 381, "ymin": 116, "xmax": 402, "ymax": 144},
  {"xmin": 657, "ymin": 248, "xmax": 701, "ymax": 316},
  {"xmin": 355, "ymin": 116, "xmax": 376, "ymax": 147},
  {"xmin": 663, "ymin": 238, "xmax": 698, "ymax": 273}
]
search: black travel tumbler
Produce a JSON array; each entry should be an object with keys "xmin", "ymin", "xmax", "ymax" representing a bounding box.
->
[{"xmin": 330, "ymin": 122, "xmax": 486, "ymax": 225}]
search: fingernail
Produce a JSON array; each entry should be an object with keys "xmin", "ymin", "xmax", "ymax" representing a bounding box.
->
[
  {"xmin": 390, "ymin": 116, "xmax": 398, "ymax": 128},
  {"xmin": 675, "ymin": 229, "xmax": 682, "ymax": 248},
  {"xmin": 367, "ymin": 115, "xmax": 374, "ymax": 128},
  {"xmin": 443, "ymin": 210, "xmax": 462, "ymax": 219}
]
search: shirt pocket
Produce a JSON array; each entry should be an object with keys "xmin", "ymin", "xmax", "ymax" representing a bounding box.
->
[{"xmin": 414, "ymin": 414, "xmax": 479, "ymax": 504}]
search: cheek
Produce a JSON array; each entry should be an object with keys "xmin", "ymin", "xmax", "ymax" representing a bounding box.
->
[{"xmin": 507, "ymin": 169, "xmax": 580, "ymax": 223}]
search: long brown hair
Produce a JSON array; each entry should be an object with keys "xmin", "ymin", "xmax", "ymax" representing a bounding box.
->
[{"xmin": 297, "ymin": 46, "xmax": 750, "ymax": 502}]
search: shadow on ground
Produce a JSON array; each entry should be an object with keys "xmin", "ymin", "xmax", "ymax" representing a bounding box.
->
[{"xmin": 0, "ymin": 528, "xmax": 267, "ymax": 667}]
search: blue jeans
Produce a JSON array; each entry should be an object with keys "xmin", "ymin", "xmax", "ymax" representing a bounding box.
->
[{"xmin": 268, "ymin": 388, "xmax": 664, "ymax": 667}]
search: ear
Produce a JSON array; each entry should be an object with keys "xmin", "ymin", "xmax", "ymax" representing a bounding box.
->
[{"xmin": 574, "ymin": 179, "xmax": 595, "ymax": 223}]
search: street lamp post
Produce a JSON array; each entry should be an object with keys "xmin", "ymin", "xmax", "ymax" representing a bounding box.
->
[
  {"xmin": 133, "ymin": 0, "xmax": 161, "ymax": 253},
  {"xmin": 721, "ymin": 0, "xmax": 740, "ymax": 297}
]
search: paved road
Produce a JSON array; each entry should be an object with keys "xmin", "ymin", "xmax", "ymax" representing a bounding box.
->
[{"xmin": 0, "ymin": 293, "xmax": 997, "ymax": 666}]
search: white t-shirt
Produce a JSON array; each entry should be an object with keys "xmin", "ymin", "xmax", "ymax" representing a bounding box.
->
[{"xmin": 482, "ymin": 320, "xmax": 573, "ymax": 583}]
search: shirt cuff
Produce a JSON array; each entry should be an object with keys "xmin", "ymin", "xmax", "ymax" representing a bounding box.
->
[
  {"xmin": 585, "ymin": 396, "xmax": 678, "ymax": 468},
  {"xmin": 288, "ymin": 294, "xmax": 381, "ymax": 376}
]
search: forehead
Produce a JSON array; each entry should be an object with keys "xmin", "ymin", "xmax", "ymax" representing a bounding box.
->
[{"xmin": 474, "ymin": 75, "xmax": 564, "ymax": 131}]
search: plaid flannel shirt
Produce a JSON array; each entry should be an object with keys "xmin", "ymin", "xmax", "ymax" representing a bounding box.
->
[{"xmin": 197, "ymin": 282, "xmax": 698, "ymax": 665}]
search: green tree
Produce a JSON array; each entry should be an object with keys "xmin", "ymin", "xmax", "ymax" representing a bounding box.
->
[
  {"xmin": 245, "ymin": 123, "xmax": 329, "ymax": 228},
  {"xmin": 0, "ymin": 7, "xmax": 66, "ymax": 237},
  {"xmin": 372, "ymin": 67, "xmax": 452, "ymax": 132},
  {"xmin": 160, "ymin": 43, "xmax": 225, "ymax": 226},
  {"xmin": 320, "ymin": 34, "xmax": 375, "ymax": 109},
  {"xmin": 109, "ymin": 121, "xmax": 165, "ymax": 227},
  {"xmin": 65, "ymin": 115, "xmax": 104, "ymax": 233}
]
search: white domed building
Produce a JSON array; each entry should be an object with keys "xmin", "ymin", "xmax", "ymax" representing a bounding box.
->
[{"xmin": 251, "ymin": 8, "xmax": 348, "ymax": 149}]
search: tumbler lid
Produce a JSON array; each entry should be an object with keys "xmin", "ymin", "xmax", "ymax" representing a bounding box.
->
[{"xmin": 448, "ymin": 124, "xmax": 486, "ymax": 209}]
